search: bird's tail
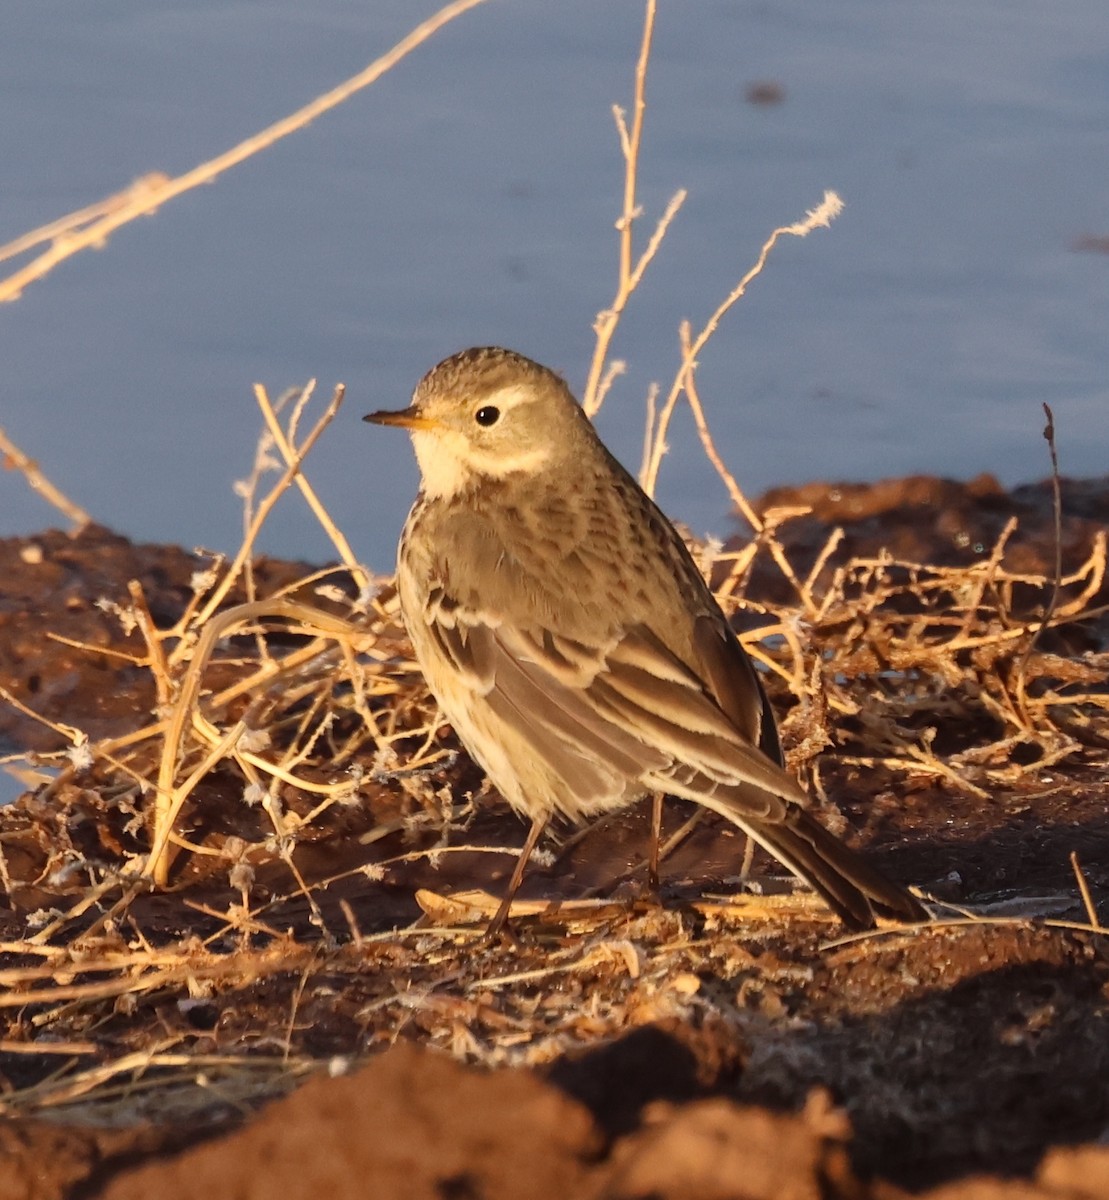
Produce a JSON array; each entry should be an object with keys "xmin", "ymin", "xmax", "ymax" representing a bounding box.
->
[{"xmin": 743, "ymin": 807, "xmax": 927, "ymax": 930}]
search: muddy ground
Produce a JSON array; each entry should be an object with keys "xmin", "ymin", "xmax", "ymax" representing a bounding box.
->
[{"xmin": 2, "ymin": 473, "xmax": 1109, "ymax": 1200}]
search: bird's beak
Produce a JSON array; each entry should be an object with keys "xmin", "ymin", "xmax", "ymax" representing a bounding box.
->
[{"xmin": 363, "ymin": 406, "xmax": 440, "ymax": 432}]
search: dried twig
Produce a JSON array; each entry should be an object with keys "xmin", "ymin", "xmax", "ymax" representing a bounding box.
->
[
  {"xmin": 1014, "ymin": 403, "xmax": 1064, "ymax": 720},
  {"xmin": 0, "ymin": 426, "xmax": 91, "ymax": 532},
  {"xmin": 583, "ymin": 0, "xmax": 688, "ymax": 418},
  {"xmin": 0, "ymin": 0, "xmax": 491, "ymax": 303},
  {"xmin": 1070, "ymin": 850, "xmax": 1101, "ymax": 930},
  {"xmin": 640, "ymin": 191, "xmax": 844, "ymax": 497}
]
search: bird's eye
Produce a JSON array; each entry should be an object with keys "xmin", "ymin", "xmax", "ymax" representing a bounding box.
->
[{"xmin": 474, "ymin": 405, "xmax": 500, "ymax": 427}]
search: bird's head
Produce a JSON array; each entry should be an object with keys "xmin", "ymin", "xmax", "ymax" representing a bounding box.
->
[{"xmin": 365, "ymin": 347, "xmax": 592, "ymax": 498}]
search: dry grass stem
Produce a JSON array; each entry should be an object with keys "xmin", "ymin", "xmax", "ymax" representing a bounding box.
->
[
  {"xmin": 0, "ymin": 425, "xmax": 91, "ymax": 531},
  {"xmin": 674, "ymin": 325, "xmax": 762, "ymax": 530},
  {"xmin": 640, "ymin": 191, "xmax": 843, "ymax": 498},
  {"xmin": 193, "ymin": 383, "xmax": 347, "ymax": 627},
  {"xmin": 0, "ymin": 0, "xmax": 491, "ymax": 304},
  {"xmin": 584, "ymin": 0, "xmax": 680, "ymax": 418},
  {"xmin": 253, "ymin": 383, "xmax": 369, "ymax": 595},
  {"xmin": 1014, "ymin": 403, "xmax": 1064, "ymax": 721},
  {"xmin": 1070, "ymin": 850, "xmax": 1102, "ymax": 929}
]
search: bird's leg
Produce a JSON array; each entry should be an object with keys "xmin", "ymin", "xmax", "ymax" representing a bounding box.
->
[
  {"xmin": 739, "ymin": 832, "xmax": 756, "ymax": 879},
  {"xmin": 485, "ymin": 814, "xmax": 548, "ymax": 942},
  {"xmin": 648, "ymin": 792, "xmax": 664, "ymax": 892}
]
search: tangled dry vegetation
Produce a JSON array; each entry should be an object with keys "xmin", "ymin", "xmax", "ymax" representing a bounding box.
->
[
  {"xmin": 1, "ymin": 367, "xmax": 1107, "ymax": 1132},
  {"xmin": 2, "ymin": 7, "xmax": 1109, "ymax": 1188}
]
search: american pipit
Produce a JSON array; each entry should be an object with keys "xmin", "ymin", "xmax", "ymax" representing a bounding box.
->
[{"xmin": 366, "ymin": 347, "xmax": 926, "ymax": 935}]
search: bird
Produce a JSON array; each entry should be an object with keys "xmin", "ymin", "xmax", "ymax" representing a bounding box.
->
[{"xmin": 365, "ymin": 346, "xmax": 927, "ymax": 936}]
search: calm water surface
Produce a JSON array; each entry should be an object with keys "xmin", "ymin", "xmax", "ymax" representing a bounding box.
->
[{"xmin": 2, "ymin": 0, "xmax": 1107, "ymax": 573}]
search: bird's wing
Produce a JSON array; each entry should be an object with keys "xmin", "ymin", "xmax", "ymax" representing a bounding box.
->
[
  {"xmin": 584, "ymin": 622, "xmax": 807, "ymax": 815},
  {"xmin": 420, "ymin": 574, "xmax": 927, "ymax": 929},
  {"xmin": 427, "ymin": 597, "xmax": 654, "ymax": 800},
  {"xmin": 691, "ymin": 613, "xmax": 784, "ymax": 766},
  {"xmin": 425, "ymin": 581, "xmax": 805, "ymax": 818}
]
